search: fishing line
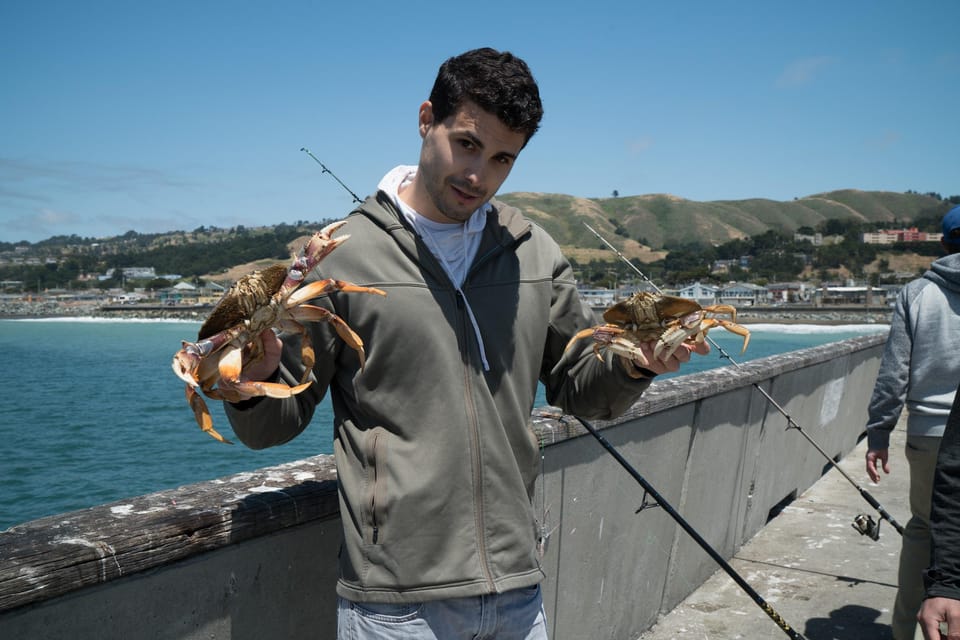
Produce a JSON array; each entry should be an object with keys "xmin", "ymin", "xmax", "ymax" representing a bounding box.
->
[
  {"xmin": 582, "ymin": 222, "xmax": 903, "ymax": 538},
  {"xmin": 572, "ymin": 415, "xmax": 807, "ymax": 639}
]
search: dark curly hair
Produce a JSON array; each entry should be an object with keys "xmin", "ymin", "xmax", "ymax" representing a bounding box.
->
[{"xmin": 428, "ymin": 48, "xmax": 544, "ymax": 147}]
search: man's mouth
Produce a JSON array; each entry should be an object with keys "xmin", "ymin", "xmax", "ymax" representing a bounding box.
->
[{"xmin": 451, "ymin": 183, "xmax": 482, "ymax": 202}]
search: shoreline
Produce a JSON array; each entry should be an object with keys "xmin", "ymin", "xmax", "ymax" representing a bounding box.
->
[
  {"xmin": 0, "ymin": 301, "xmax": 212, "ymax": 322},
  {"xmin": 1, "ymin": 302, "xmax": 893, "ymax": 327}
]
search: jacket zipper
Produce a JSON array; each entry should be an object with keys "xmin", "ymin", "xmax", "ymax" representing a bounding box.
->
[{"xmin": 456, "ymin": 290, "xmax": 496, "ymax": 590}]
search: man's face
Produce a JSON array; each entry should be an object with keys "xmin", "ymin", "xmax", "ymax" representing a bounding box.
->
[{"xmin": 406, "ymin": 100, "xmax": 527, "ymax": 224}]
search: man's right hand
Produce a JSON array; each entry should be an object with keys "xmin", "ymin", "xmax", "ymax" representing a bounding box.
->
[
  {"xmin": 865, "ymin": 447, "xmax": 890, "ymax": 483},
  {"xmin": 242, "ymin": 329, "xmax": 283, "ymax": 381}
]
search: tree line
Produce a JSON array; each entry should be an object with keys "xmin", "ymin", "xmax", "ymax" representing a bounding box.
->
[
  {"xmin": 0, "ymin": 222, "xmax": 332, "ymax": 293},
  {"xmin": 575, "ymin": 213, "xmax": 949, "ymax": 288},
  {"xmin": 2, "ymin": 209, "xmax": 956, "ymax": 294}
]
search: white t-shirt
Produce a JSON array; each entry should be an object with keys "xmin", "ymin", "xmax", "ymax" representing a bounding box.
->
[{"xmin": 378, "ymin": 165, "xmax": 488, "ymax": 287}]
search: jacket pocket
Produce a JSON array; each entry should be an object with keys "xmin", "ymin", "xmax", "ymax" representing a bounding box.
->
[{"xmin": 365, "ymin": 431, "xmax": 386, "ymax": 545}]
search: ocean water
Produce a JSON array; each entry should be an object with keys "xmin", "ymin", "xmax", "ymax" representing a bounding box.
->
[{"xmin": 0, "ymin": 318, "xmax": 887, "ymax": 530}]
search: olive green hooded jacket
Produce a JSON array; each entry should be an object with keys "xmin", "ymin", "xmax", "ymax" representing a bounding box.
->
[{"xmin": 226, "ymin": 192, "xmax": 652, "ymax": 603}]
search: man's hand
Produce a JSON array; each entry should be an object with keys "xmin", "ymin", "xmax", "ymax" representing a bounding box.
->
[
  {"xmin": 630, "ymin": 339, "xmax": 711, "ymax": 376},
  {"xmin": 918, "ymin": 596, "xmax": 960, "ymax": 639},
  {"xmin": 865, "ymin": 447, "xmax": 890, "ymax": 483},
  {"xmin": 242, "ymin": 329, "xmax": 283, "ymax": 382}
]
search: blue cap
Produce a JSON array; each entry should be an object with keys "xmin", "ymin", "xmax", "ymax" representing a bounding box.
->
[{"xmin": 943, "ymin": 205, "xmax": 960, "ymax": 245}]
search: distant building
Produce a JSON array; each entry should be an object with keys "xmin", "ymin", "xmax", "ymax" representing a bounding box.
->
[
  {"xmin": 766, "ymin": 282, "xmax": 810, "ymax": 303},
  {"xmin": 577, "ymin": 287, "xmax": 617, "ymax": 307},
  {"xmin": 793, "ymin": 232, "xmax": 844, "ymax": 246},
  {"xmin": 674, "ymin": 282, "xmax": 718, "ymax": 307},
  {"xmin": 794, "ymin": 231, "xmax": 824, "ymax": 245},
  {"xmin": 819, "ymin": 285, "xmax": 885, "ymax": 305},
  {"xmin": 862, "ymin": 228, "xmax": 937, "ymax": 244},
  {"xmin": 100, "ymin": 267, "xmax": 158, "ymax": 281},
  {"xmin": 718, "ymin": 282, "xmax": 765, "ymax": 307}
]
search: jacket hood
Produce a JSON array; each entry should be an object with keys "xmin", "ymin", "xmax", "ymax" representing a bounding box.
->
[{"xmin": 925, "ymin": 252, "xmax": 960, "ymax": 293}]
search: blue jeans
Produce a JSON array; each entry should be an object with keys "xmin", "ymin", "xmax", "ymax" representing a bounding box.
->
[{"xmin": 337, "ymin": 585, "xmax": 549, "ymax": 640}]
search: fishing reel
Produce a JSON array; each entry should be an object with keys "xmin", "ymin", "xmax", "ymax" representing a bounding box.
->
[{"xmin": 852, "ymin": 513, "xmax": 881, "ymax": 540}]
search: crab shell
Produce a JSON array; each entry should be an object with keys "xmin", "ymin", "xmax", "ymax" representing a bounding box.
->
[
  {"xmin": 566, "ymin": 292, "xmax": 750, "ymax": 366},
  {"xmin": 171, "ymin": 220, "xmax": 386, "ymax": 443}
]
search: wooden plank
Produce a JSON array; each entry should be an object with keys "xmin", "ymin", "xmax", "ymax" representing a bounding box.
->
[{"xmin": 0, "ymin": 455, "xmax": 339, "ymax": 612}]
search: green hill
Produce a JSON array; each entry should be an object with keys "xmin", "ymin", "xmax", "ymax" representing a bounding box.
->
[{"xmin": 497, "ymin": 188, "xmax": 950, "ymax": 261}]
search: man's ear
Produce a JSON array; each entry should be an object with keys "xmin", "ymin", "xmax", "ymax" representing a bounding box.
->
[{"xmin": 418, "ymin": 101, "xmax": 434, "ymax": 139}]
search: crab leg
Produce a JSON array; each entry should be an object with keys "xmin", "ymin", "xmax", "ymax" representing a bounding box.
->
[
  {"xmin": 185, "ymin": 385, "xmax": 232, "ymax": 444},
  {"xmin": 273, "ymin": 318, "xmax": 316, "ymax": 384},
  {"xmin": 286, "ymin": 278, "xmax": 386, "ymax": 307},
  {"xmin": 706, "ymin": 319, "xmax": 752, "ymax": 353},
  {"xmin": 289, "ymin": 304, "xmax": 370, "ymax": 369}
]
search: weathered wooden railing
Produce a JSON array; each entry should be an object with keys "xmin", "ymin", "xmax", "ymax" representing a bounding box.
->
[{"xmin": 0, "ymin": 333, "xmax": 887, "ymax": 639}]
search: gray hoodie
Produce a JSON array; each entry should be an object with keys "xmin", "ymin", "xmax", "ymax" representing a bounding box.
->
[
  {"xmin": 866, "ymin": 252, "xmax": 960, "ymax": 450},
  {"xmin": 225, "ymin": 193, "xmax": 652, "ymax": 603}
]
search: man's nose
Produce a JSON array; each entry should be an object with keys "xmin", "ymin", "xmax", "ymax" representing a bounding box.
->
[{"xmin": 463, "ymin": 158, "xmax": 484, "ymax": 187}]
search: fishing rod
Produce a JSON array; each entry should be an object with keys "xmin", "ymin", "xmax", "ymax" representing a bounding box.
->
[
  {"xmin": 291, "ymin": 156, "xmax": 809, "ymax": 633},
  {"xmin": 300, "ymin": 147, "xmax": 364, "ymax": 204},
  {"xmin": 572, "ymin": 415, "xmax": 807, "ymax": 639},
  {"xmin": 583, "ymin": 222, "xmax": 904, "ymax": 539}
]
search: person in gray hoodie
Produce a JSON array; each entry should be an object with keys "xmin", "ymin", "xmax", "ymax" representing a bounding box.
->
[
  {"xmin": 865, "ymin": 204, "xmax": 960, "ymax": 640},
  {"xmin": 224, "ymin": 48, "xmax": 708, "ymax": 640}
]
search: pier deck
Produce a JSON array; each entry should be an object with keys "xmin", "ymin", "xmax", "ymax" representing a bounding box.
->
[{"xmin": 640, "ymin": 418, "xmax": 908, "ymax": 640}]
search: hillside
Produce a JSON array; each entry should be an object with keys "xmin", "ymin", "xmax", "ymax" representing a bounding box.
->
[
  {"xmin": 3, "ymin": 189, "xmax": 951, "ymax": 288},
  {"xmin": 201, "ymin": 189, "xmax": 950, "ymax": 281},
  {"xmin": 496, "ymin": 189, "xmax": 949, "ymax": 262}
]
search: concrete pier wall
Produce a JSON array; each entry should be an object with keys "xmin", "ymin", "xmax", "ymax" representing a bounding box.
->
[{"xmin": 0, "ymin": 334, "xmax": 886, "ymax": 640}]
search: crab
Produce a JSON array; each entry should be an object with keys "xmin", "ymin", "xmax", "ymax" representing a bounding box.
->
[
  {"xmin": 566, "ymin": 291, "xmax": 750, "ymax": 365},
  {"xmin": 172, "ymin": 220, "xmax": 385, "ymax": 444}
]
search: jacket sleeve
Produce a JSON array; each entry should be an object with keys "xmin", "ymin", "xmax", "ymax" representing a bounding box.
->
[
  {"xmin": 223, "ymin": 303, "xmax": 339, "ymax": 450},
  {"xmin": 924, "ymin": 383, "xmax": 960, "ymax": 600},
  {"xmin": 865, "ymin": 287, "xmax": 912, "ymax": 450},
  {"xmin": 540, "ymin": 254, "xmax": 652, "ymax": 420}
]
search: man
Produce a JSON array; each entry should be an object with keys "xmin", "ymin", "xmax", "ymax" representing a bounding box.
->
[
  {"xmin": 918, "ymin": 378, "xmax": 960, "ymax": 639},
  {"xmin": 224, "ymin": 48, "xmax": 707, "ymax": 639},
  {"xmin": 865, "ymin": 204, "xmax": 960, "ymax": 640}
]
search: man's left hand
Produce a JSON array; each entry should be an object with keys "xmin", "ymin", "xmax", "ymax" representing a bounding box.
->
[{"xmin": 631, "ymin": 340, "xmax": 710, "ymax": 376}]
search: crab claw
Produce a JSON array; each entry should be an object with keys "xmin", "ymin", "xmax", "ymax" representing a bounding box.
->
[
  {"xmin": 652, "ymin": 332, "xmax": 686, "ymax": 361},
  {"xmin": 172, "ymin": 342, "xmax": 204, "ymax": 386},
  {"xmin": 306, "ymin": 220, "xmax": 351, "ymax": 261},
  {"xmin": 173, "ymin": 334, "xmax": 233, "ymax": 386}
]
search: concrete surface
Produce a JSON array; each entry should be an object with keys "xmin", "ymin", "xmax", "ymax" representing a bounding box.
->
[{"xmin": 638, "ymin": 419, "xmax": 911, "ymax": 640}]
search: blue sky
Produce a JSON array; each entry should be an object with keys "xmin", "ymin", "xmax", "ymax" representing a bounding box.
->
[{"xmin": 2, "ymin": 1, "xmax": 958, "ymax": 243}]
